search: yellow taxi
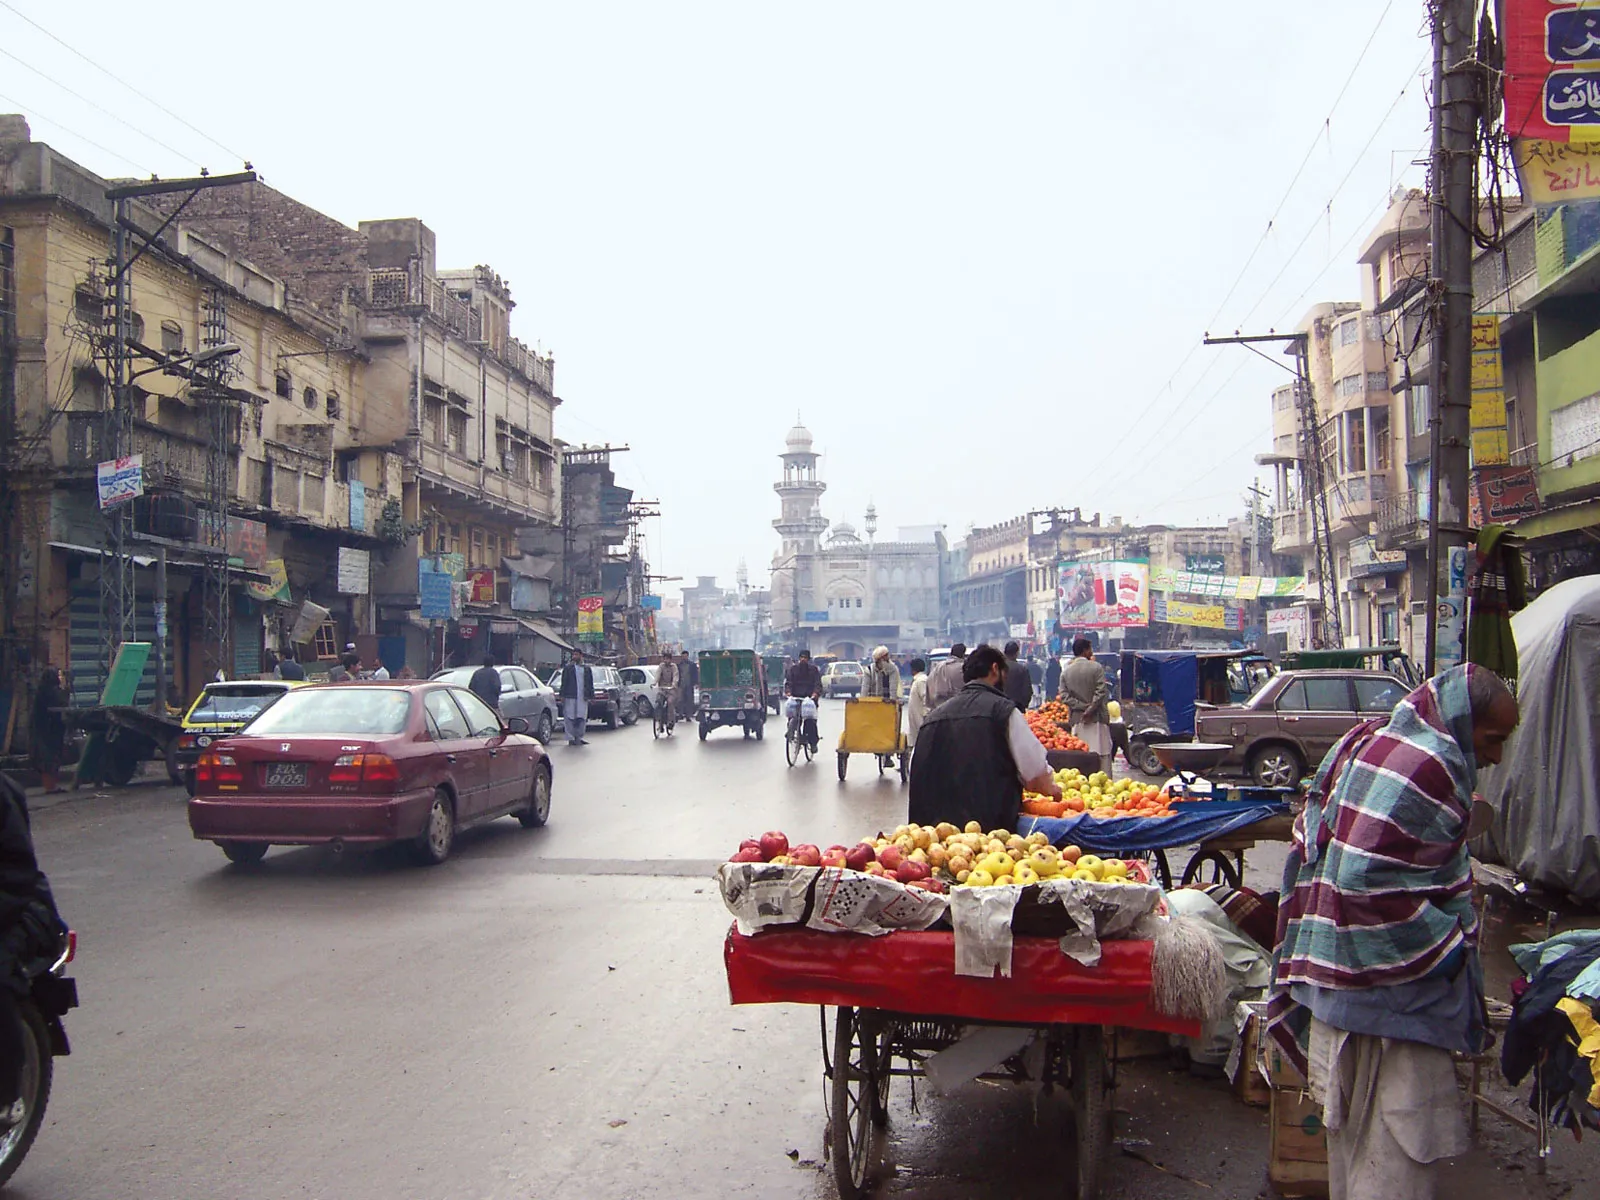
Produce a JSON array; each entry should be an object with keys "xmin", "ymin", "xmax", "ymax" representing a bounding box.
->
[{"xmin": 176, "ymin": 680, "xmax": 303, "ymax": 794}]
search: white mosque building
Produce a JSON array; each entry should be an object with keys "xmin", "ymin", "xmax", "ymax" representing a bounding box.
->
[{"xmin": 769, "ymin": 423, "xmax": 947, "ymax": 659}]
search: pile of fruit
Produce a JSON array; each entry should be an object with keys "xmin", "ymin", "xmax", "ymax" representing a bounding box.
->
[
  {"xmin": 1022, "ymin": 768, "xmax": 1175, "ymax": 819},
  {"xmin": 1024, "ymin": 706, "xmax": 1089, "ymax": 752},
  {"xmin": 725, "ymin": 824, "xmax": 1150, "ymax": 891}
]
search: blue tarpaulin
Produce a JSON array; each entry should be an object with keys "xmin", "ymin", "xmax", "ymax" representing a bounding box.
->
[{"xmin": 1017, "ymin": 799, "xmax": 1290, "ymax": 855}]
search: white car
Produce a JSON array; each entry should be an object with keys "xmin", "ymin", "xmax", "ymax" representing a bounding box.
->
[{"xmin": 619, "ymin": 665, "xmax": 660, "ymax": 719}]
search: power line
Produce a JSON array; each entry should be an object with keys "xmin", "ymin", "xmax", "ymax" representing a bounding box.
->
[
  {"xmin": 0, "ymin": 88, "xmax": 154, "ymax": 175},
  {"xmin": 0, "ymin": 43, "xmax": 205, "ymax": 166},
  {"xmin": 0, "ymin": 0, "xmax": 248, "ymax": 164}
]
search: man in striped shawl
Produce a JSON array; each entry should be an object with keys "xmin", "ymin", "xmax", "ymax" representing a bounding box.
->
[{"xmin": 1266, "ymin": 663, "xmax": 1519, "ymax": 1200}]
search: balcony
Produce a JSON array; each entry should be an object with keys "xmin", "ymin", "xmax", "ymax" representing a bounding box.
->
[
  {"xmin": 65, "ymin": 412, "xmax": 237, "ymax": 496},
  {"xmin": 368, "ymin": 268, "xmax": 555, "ymax": 394},
  {"xmin": 1375, "ymin": 488, "xmax": 1427, "ymax": 550},
  {"xmin": 1273, "ymin": 508, "xmax": 1311, "ymax": 554},
  {"xmin": 417, "ymin": 441, "xmax": 556, "ymax": 521}
]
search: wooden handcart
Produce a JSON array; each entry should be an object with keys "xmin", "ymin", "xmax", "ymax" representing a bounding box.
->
[{"xmin": 835, "ymin": 696, "xmax": 909, "ymax": 783}]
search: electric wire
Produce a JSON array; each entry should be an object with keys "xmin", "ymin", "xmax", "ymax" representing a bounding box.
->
[
  {"xmin": 0, "ymin": 87, "xmax": 154, "ymax": 175},
  {"xmin": 0, "ymin": 0, "xmax": 248, "ymax": 164}
]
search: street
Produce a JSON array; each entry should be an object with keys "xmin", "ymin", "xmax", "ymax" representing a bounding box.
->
[{"xmin": 9, "ymin": 698, "xmax": 1596, "ymax": 1199}]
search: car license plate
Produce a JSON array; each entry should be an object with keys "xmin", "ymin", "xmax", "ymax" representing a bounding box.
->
[{"xmin": 262, "ymin": 762, "xmax": 307, "ymax": 789}]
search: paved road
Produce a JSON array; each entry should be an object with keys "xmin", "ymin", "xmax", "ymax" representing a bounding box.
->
[{"xmin": 10, "ymin": 698, "xmax": 1594, "ymax": 1198}]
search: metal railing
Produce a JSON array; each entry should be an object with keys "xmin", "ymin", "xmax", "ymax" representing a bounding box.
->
[{"xmin": 1375, "ymin": 488, "xmax": 1421, "ymax": 534}]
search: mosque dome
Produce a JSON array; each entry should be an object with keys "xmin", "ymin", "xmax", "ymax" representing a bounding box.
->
[
  {"xmin": 829, "ymin": 521, "xmax": 862, "ymax": 544},
  {"xmin": 785, "ymin": 423, "xmax": 813, "ymax": 452}
]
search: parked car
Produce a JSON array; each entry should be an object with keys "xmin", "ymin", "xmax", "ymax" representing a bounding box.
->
[
  {"xmin": 1192, "ymin": 669, "xmax": 1410, "ymax": 787},
  {"xmin": 175, "ymin": 680, "xmax": 304, "ymax": 794},
  {"xmin": 187, "ymin": 681, "xmax": 552, "ymax": 866},
  {"xmin": 430, "ymin": 665, "xmax": 558, "ymax": 744},
  {"xmin": 619, "ymin": 665, "xmax": 659, "ymax": 720},
  {"xmin": 821, "ymin": 661, "xmax": 864, "ymax": 697}
]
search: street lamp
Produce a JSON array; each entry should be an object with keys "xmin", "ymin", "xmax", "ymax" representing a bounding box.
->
[{"xmin": 128, "ymin": 342, "xmax": 242, "ymax": 384}]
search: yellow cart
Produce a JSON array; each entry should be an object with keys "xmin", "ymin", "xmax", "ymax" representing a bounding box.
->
[{"xmin": 836, "ymin": 695, "xmax": 909, "ymax": 783}]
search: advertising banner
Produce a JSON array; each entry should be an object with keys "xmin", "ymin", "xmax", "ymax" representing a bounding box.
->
[
  {"xmin": 1266, "ymin": 606, "xmax": 1311, "ymax": 652},
  {"xmin": 225, "ymin": 516, "xmax": 268, "ymax": 570},
  {"xmin": 1470, "ymin": 316, "xmax": 1510, "ymax": 466},
  {"xmin": 289, "ymin": 599, "xmax": 329, "ymax": 646},
  {"xmin": 641, "ymin": 594, "xmax": 662, "ymax": 611},
  {"xmin": 577, "ymin": 593, "xmax": 605, "ymax": 642},
  {"xmin": 96, "ymin": 455, "xmax": 144, "ymax": 509},
  {"xmin": 1057, "ymin": 559, "xmax": 1149, "ymax": 629},
  {"xmin": 1469, "ymin": 464, "xmax": 1543, "ymax": 527},
  {"xmin": 336, "ymin": 547, "xmax": 370, "ymax": 595},
  {"xmin": 1515, "ymin": 137, "xmax": 1600, "ymax": 201},
  {"xmin": 1436, "ymin": 545, "xmax": 1469, "ymax": 670},
  {"xmin": 1152, "ymin": 595, "xmax": 1243, "ymax": 631},
  {"xmin": 1504, "ymin": 1, "xmax": 1600, "ymax": 142},
  {"xmin": 246, "ymin": 559, "xmax": 291, "ymax": 604},
  {"xmin": 419, "ymin": 570, "xmax": 454, "ymax": 620},
  {"xmin": 349, "ymin": 480, "xmax": 366, "ymax": 533},
  {"xmin": 1185, "ymin": 553, "xmax": 1226, "ymax": 574},
  {"xmin": 1349, "ymin": 536, "xmax": 1407, "ymax": 579},
  {"xmin": 466, "ymin": 569, "xmax": 496, "ymax": 605}
]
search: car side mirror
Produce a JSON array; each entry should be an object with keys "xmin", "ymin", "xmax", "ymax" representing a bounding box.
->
[{"xmin": 505, "ymin": 716, "xmax": 530, "ymax": 735}]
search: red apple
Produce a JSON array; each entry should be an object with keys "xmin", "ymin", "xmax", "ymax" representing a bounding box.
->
[
  {"xmin": 895, "ymin": 859, "xmax": 931, "ymax": 883},
  {"xmin": 908, "ymin": 877, "xmax": 946, "ymax": 892},
  {"xmin": 864, "ymin": 861, "xmax": 887, "ymax": 876},
  {"xmin": 825, "ymin": 845, "xmax": 850, "ymax": 859},
  {"xmin": 844, "ymin": 844, "xmax": 875, "ymax": 871},
  {"xmin": 759, "ymin": 831, "xmax": 789, "ymax": 861},
  {"xmin": 730, "ymin": 848, "xmax": 764, "ymax": 863},
  {"xmin": 790, "ymin": 844, "xmax": 822, "ymax": 868},
  {"xmin": 879, "ymin": 845, "xmax": 905, "ymax": 872},
  {"xmin": 821, "ymin": 852, "xmax": 847, "ymax": 868},
  {"xmin": 739, "ymin": 838, "xmax": 763, "ymax": 855}
]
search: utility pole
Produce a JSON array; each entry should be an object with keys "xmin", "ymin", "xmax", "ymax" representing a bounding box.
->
[
  {"xmin": 1423, "ymin": 0, "xmax": 1481, "ymax": 677},
  {"xmin": 1204, "ymin": 332, "xmax": 1341, "ymax": 647}
]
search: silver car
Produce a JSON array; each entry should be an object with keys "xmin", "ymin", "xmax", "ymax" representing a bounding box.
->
[
  {"xmin": 619, "ymin": 665, "xmax": 659, "ymax": 720},
  {"xmin": 430, "ymin": 665, "xmax": 559, "ymax": 744}
]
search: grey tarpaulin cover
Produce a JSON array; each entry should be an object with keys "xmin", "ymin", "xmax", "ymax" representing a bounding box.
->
[{"xmin": 1474, "ymin": 575, "xmax": 1600, "ymax": 901}]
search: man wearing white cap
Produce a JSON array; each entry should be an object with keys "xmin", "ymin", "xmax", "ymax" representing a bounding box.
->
[{"xmin": 861, "ymin": 645, "xmax": 902, "ymax": 700}]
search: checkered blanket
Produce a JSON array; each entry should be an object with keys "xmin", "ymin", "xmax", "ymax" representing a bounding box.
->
[{"xmin": 1265, "ymin": 665, "xmax": 1484, "ymax": 1076}]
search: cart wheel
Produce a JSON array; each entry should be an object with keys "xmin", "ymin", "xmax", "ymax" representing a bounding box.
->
[
  {"xmin": 837, "ymin": 752, "xmax": 848, "ymax": 782},
  {"xmin": 1152, "ymin": 849, "xmax": 1174, "ymax": 891},
  {"xmin": 898, "ymin": 752, "xmax": 909, "ymax": 784},
  {"xmin": 1180, "ymin": 849, "xmax": 1242, "ymax": 890},
  {"xmin": 1071, "ymin": 1026, "xmax": 1111, "ymax": 1200},
  {"xmin": 830, "ymin": 1006, "xmax": 881, "ymax": 1199}
]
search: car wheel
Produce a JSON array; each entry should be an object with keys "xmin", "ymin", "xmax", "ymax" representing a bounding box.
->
[
  {"xmin": 183, "ymin": 770, "xmax": 196, "ymax": 797},
  {"xmin": 412, "ymin": 789, "xmax": 455, "ymax": 865},
  {"xmin": 165, "ymin": 737, "xmax": 183, "ymax": 785},
  {"xmin": 1250, "ymin": 744, "xmax": 1303, "ymax": 789},
  {"xmin": 537, "ymin": 712, "xmax": 554, "ymax": 744},
  {"xmin": 1131, "ymin": 740, "xmax": 1165, "ymax": 778},
  {"xmin": 636, "ymin": 696, "xmax": 651, "ymax": 720},
  {"xmin": 519, "ymin": 763, "xmax": 552, "ymax": 828},
  {"xmin": 219, "ymin": 840, "xmax": 268, "ymax": 866},
  {"xmin": 606, "ymin": 705, "xmax": 619, "ymax": 731},
  {"xmin": 622, "ymin": 702, "xmax": 638, "ymax": 727}
]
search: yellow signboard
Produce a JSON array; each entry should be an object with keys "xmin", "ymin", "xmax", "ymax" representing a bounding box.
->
[
  {"xmin": 1515, "ymin": 139, "xmax": 1600, "ymax": 205},
  {"xmin": 1469, "ymin": 316, "xmax": 1510, "ymax": 470},
  {"xmin": 1470, "ymin": 353, "xmax": 1503, "ymax": 391},
  {"xmin": 1165, "ymin": 599, "xmax": 1229, "ymax": 629},
  {"xmin": 1472, "ymin": 428, "xmax": 1510, "ymax": 465},
  {"xmin": 1471, "ymin": 390, "xmax": 1508, "ymax": 427},
  {"xmin": 246, "ymin": 559, "xmax": 291, "ymax": 604}
]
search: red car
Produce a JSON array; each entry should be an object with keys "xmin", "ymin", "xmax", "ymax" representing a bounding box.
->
[{"xmin": 188, "ymin": 681, "xmax": 552, "ymax": 866}]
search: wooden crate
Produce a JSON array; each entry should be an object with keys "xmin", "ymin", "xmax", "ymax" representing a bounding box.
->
[
  {"xmin": 1269, "ymin": 1086, "xmax": 1329, "ymax": 1197},
  {"xmin": 1230, "ymin": 1007, "xmax": 1272, "ymax": 1108}
]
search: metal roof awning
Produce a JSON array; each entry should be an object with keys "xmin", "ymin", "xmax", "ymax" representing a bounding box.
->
[
  {"xmin": 502, "ymin": 554, "xmax": 556, "ymax": 580},
  {"xmin": 511, "ymin": 617, "xmax": 573, "ymax": 652},
  {"xmin": 48, "ymin": 540, "xmax": 273, "ymax": 581}
]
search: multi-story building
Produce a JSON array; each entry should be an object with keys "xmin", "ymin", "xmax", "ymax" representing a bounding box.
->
[
  {"xmin": 133, "ymin": 180, "xmax": 564, "ymax": 674},
  {"xmin": 769, "ymin": 424, "xmax": 945, "ymax": 657},
  {"xmin": 0, "ymin": 117, "xmax": 402, "ymax": 709}
]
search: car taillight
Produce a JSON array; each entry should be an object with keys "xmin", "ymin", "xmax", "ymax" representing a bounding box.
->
[
  {"xmin": 196, "ymin": 751, "xmax": 242, "ymax": 788},
  {"xmin": 178, "ymin": 734, "xmax": 196, "ymax": 749},
  {"xmin": 330, "ymin": 753, "xmax": 401, "ymax": 786}
]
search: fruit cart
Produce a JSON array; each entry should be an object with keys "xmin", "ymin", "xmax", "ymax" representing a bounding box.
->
[
  {"xmin": 835, "ymin": 695, "xmax": 909, "ymax": 783},
  {"xmin": 726, "ymin": 926, "xmax": 1200, "ymax": 1200}
]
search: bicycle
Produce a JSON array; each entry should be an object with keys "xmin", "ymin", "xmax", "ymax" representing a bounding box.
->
[
  {"xmin": 652, "ymin": 691, "xmax": 676, "ymax": 739},
  {"xmin": 784, "ymin": 698, "xmax": 817, "ymax": 767}
]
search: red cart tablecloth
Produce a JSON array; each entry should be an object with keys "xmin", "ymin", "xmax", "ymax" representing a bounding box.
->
[{"xmin": 725, "ymin": 926, "xmax": 1200, "ymax": 1037}]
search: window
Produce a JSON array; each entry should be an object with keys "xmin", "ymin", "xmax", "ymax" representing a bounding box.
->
[
  {"xmin": 74, "ymin": 286, "xmax": 102, "ymax": 324},
  {"xmin": 1407, "ymin": 383, "xmax": 1431, "ymax": 439},
  {"xmin": 1336, "ymin": 374, "xmax": 1362, "ymax": 399},
  {"xmin": 454, "ymin": 688, "xmax": 503, "ymax": 737},
  {"xmin": 1338, "ymin": 318, "xmax": 1360, "ymax": 347},
  {"xmin": 448, "ymin": 409, "xmax": 468, "ymax": 455},
  {"xmin": 1372, "ymin": 405, "xmax": 1392, "ymax": 471},
  {"xmin": 129, "ymin": 313, "xmax": 145, "ymax": 343},
  {"xmin": 1345, "ymin": 411, "xmax": 1367, "ymax": 473},
  {"xmin": 425, "ymin": 398, "xmax": 445, "ymax": 444},
  {"xmin": 161, "ymin": 319, "xmax": 184, "ymax": 355},
  {"xmin": 424, "ymin": 690, "xmax": 470, "ymax": 740},
  {"xmin": 275, "ymin": 370, "xmax": 292, "ymax": 399},
  {"xmin": 326, "ymin": 391, "xmax": 341, "ymax": 419},
  {"xmin": 470, "ymin": 527, "xmax": 485, "ymax": 567},
  {"xmin": 1277, "ymin": 677, "xmax": 1351, "ymax": 711},
  {"xmin": 1354, "ymin": 677, "xmax": 1405, "ymax": 713},
  {"xmin": 855, "ymin": 598, "xmax": 862, "ymax": 608},
  {"xmin": 313, "ymin": 621, "xmax": 339, "ymax": 661},
  {"xmin": 507, "ymin": 668, "xmax": 535, "ymax": 692},
  {"xmin": 1365, "ymin": 371, "xmax": 1388, "ymax": 393},
  {"xmin": 303, "ymin": 386, "xmax": 318, "ymax": 411}
]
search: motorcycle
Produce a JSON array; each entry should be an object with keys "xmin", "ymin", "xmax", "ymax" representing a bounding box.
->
[{"xmin": 0, "ymin": 930, "xmax": 77, "ymax": 1188}]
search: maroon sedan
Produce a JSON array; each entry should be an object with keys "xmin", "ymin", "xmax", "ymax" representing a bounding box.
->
[{"xmin": 188, "ymin": 681, "xmax": 552, "ymax": 866}]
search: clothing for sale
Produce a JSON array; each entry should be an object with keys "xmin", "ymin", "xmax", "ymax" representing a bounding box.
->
[
  {"xmin": 1268, "ymin": 665, "xmax": 1487, "ymax": 1079},
  {"xmin": 1308, "ymin": 1018, "xmax": 1469, "ymax": 1200},
  {"xmin": 1501, "ymin": 936, "xmax": 1600, "ymax": 1131}
]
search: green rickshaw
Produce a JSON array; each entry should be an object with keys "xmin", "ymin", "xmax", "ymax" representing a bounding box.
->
[{"xmin": 697, "ymin": 649, "xmax": 767, "ymax": 741}]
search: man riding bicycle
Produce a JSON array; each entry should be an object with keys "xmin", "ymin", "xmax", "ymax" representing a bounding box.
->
[
  {"xmin": 655, "ymin": 656, "xmax": 679, "ymax": 730},
  {"xmin": 784, "ymin": 650, "xmax": 823, "ymax": 753}
]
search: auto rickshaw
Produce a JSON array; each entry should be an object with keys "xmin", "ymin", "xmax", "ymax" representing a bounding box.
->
[
  {"xmin": 1281, "ymin": 644, "xmax": 1417, "ymax": 686},
  {"xmin": 761, "ymin": 653, "xmax": 789, "ymax": 714},
  {"xmin": 1118, "ymin": 650, "xmax": 1275, "ymax": 777},
  {"xmin": 697, "ymin": 649, "xmax": 766, "ymax": 741}
]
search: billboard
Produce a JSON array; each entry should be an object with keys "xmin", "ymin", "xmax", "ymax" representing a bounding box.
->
[
  {"xmin": 577, "ymin": 593, "xmax": 605, "ymax": 642},
  {"xmin": 96, "ymin": 455, "xmax": 143, "ymax": 509},
  {"xmin": 1057, "ymin": 559, "xmax": 1149, "ymax": 629},
  {"xmin": 466, "ymin": 569, "xmax": 496, "ymax": 605},
  {"xmin": 1504, "ymin": 1, "xmax": 1600, "ymax": 142}
]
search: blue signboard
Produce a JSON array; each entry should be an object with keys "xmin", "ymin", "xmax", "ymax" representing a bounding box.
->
[
  {"xmin": 803, "ymin": 610, "xmax": 830, "ymax": 623},
  {"xmin": 349, "ymin": 480, "xmax": 366, "ymax": 532},
  {"xmin": 419, "ymin": 569, "xmax": 454, "ymax": 620},
  {"xmin": 641, "ymin": 594, "xmax": 662, "ymax": 611}
]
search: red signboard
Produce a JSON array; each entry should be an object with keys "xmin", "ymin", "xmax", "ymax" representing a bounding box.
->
[
  {"xmin": 1470, "ymin": 465, "xmax": 1542, "ymax": 527},
  {"xmin": 1504, "ymin": 1, "xmax": 1600, "ymax": 141},
  {"xmin": 466, "ymin": 569, "xmax": 496, "ymax": 605}
]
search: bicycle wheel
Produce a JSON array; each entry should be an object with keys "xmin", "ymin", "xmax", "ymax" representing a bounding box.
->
[{"xmin": 785, "ymin": 723, "xmax": 800, "ymax": 767}]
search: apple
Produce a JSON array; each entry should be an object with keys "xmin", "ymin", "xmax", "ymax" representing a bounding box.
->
[
  {"xmin": 845, "ymin": 844, "xmax": 875, "ymax": 871},
  {"xmin": 825, "ymin": 845, "xmax": 850, "ymax": 858},
  {"xmin": 908, "ymin": 876, "xmax": 947, "ymax": 893},
  {"xmin": 790, "ymin": 844, "xmax": 822, "ymax": 867},
  {"xmin": 879, "ymin": 845, "xmax": 905, "ymax": 872},
  {"xmin": 864, "ymin": 861, "xmax": 888, "ymax": 876},
  {"xmin": 821, "ymin": 852, "xmax": 847, "ymax": 868},
  {"xmin": 895, "ymin": 859, "xmax": 931, "ymax": 883},
  {"xmin": 759, "ymin": 831, "xmax": 789, "ymax": 861},
  {"xmin": 739, "ymin": 838, "xmax": 762, "ymax": 854},
  {"xmin": 730, "ymin": 848, "xmax": 764, "ymax": 863}
]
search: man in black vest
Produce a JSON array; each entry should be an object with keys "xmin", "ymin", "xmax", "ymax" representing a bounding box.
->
[
  {"xmin": 909, "ymin": 645, "xmax": 1061, "ymax": 833},
  {"xmin": 558, "ymin": 651, "xmax": 595, "ymax": 746}
]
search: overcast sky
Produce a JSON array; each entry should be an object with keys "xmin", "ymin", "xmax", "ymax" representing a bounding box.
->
[{"xmin": 2, "ymin": 1, "xmax": 1432, "ymax": 591}]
